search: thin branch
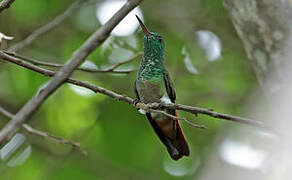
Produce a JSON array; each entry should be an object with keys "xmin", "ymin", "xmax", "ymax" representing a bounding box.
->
[
  {"xmin": 0, "ymin": 106, "xmax": 13, "ymax": 118},
  {"xmin": 0, "ymin": 0, "xmax": 144, "ymax": 144},
  {"xmin": 102, "ymin": 52, "xmax": 142, "ymax": 72},
  {"xmin": 0, "ymin": 0, "xmax": 15, "ymax": 13},
  {"xmin": 0, "ymin": 105, "xmax": 86, "ymax": 155},
  {"xmin": 145, "ymin": 103, "xmax": 273, "ymax": 131},
  {"xmin": 8, "ymin": 0, "xmax": 88, "ymax": 52},
  {"xmin": 4, "ymin": 51, "xmax": 142, "ymax": 74},
  {"xmin": 22, "ymin": 124, "xmax": 87, "ymax": 156},
  {"xmin": 0, "ymin": 51, "xmax": 273, "ymax": 133},
  {"xmin": 146, "ymin": 108, "xmax": 206, "ymax": 129}
]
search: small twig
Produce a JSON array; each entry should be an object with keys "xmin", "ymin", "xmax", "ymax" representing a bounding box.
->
[
  {"xmin": 148, "ymin": 108, "xmax": 206, "ymax": 129},
  {"xmin": 8, "ymin": 0, "xmax": 88, "ymax": 52},
  {"xmin": 135, "ymin": 102, "xmax": 206, "ymax": 129},
  {"xmin": 165, "ymin": 103, "xmax": 269, "ymax": 128},
  {"xmin": 4, "ymin": 51, "xmax": 142, "ymax": 74},
  {"xmin": 0, "ymin": 51, "xmax": 273, "ymax": 132},
  {"xmin": 0, "ymin": 106, "xmax": 13, "ymax": 118},
  {"xmin": 102, "ymin": 52, "xmax": 142, "ymax": 72},
  {"xmin": 145, "ymin": 102, "xmax": 273, "ymax": 131},
  {"xmin": 22, "ymin": 124, "xmax": 87, "ymax": 156},
  {"xmin": 0, "ymin": 0, "xmax": 15, "ymax": 13},
  {"xmin": 0, "ymin": 105, "xmax": 87, "ymax": 155}
]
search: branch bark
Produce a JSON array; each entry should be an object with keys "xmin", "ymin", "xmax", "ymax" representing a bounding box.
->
[
  {"xmin": 0, "ymin": 0, "xmax": 15, "ymax": 13},
  {"xmin": 0, "ymin": 51, "xmax": 272, "ymax": 133},
  {"xmin": 223, "ymin": 0, "xmax": 292, "ymax": 92},
  {"xmin": 0, "ymin": 0, "xmax": 144, "ymax": 144}
]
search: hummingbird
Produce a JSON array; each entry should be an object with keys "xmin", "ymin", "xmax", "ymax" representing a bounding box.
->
[{"xmin": 134, "ymin": 15, "xmax": 190, "ymax": 160}]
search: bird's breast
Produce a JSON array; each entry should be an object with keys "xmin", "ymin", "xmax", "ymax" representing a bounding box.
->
[{"xmin": 136, "ymin": 79, "xmax": 164, "ymax": 104}]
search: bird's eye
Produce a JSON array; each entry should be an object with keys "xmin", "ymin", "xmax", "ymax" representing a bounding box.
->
[{"xmin": 157, "ymin": 36, "xmax": 162, "ymax": 43}]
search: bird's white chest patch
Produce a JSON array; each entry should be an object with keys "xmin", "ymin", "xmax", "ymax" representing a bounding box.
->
[
  {"xmin": 160, "ymin": 95, "xmax": 172, "ymax": 104},
  {"xmin": 138, "ymin": 109, "xmax": 146, "ymax": 115},
  {"xmin": 138, "ymin": 96, "xmax": 172, "ymax": 119}
]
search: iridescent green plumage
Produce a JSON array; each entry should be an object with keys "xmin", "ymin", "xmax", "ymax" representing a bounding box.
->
[
  {"xmin": 135, "ymin": 15, "xmax": 189, "ymax": 160},
  {"xmin": 137, "ymin": 33, "xmax": 165, "ymax": 81}
]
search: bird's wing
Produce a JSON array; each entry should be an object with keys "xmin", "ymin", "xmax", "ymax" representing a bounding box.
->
[
  {"xmin": 134, "ymin": 79, "xmax": 140, "ymax": 100},
  {"xmin": 163, "ymin": 70, "xmax": 176, "ymax": 103}
]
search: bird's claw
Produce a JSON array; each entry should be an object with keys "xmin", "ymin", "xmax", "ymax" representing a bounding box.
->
[
  {"xmin": 158, "ymin": 102, "xmax": 167, "ymax": 110},
  {"xmin": 133, "ymin": 99, "xmax": 141, "ymax": 109}
]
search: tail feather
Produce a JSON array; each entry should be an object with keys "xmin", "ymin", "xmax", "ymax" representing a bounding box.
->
[{"xmin": 146, "ymin": 112, "xmax": 189, "ymax": 160}]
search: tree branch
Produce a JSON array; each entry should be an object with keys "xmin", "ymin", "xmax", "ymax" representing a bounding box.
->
[
  {"xmin": 0, "ymin": 0, "xmax": 144, "ymax": 144},
  {"xmin": 0, "ymin": 105, "xmax": 87, "ymax": 155},
  {"xmin": 22, "ymin": 124, "xmax": 87, "ymax": 156},
  {"xmin": 4, "ymin": 51, "xmax": 142, "ymax": 74},
  {"xmin": 101, "ymin": 52, "xmax": 141, "ymax": 72},
  {"xmin": 144, "ymin": 103, "xmax": 272, "ymax": 130},
  {"xmin": 0, "ymin": 0, "xmax": 15, "ymax": 13},
  {"xmin": 0, "ymin": 106, "xmax": 13, "ymax": 118},
  {"xmin": 8, "ymin": 0, "xmax": 88, "ymax": 52},
  {"xmin": 0, "ymin": 51, "xmax": 273, "ymax": 133},
  {"xmin": 140, "ymin": 106, "xmax": 206, "ymax": 129}
]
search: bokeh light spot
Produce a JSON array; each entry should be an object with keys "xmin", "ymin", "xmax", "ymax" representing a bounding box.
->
[
  {"xmin": 220, "ymin": 139, "xmax": 267, "ymax": 170},
  {"xmin": 163, "ymin": 156, "xmax": 200, "ymax": 177},
  {"xmin": 0, "ymin": 133, "xmax": 31, "ymax": 167},
  {"xmin": 196, "ymin": 30, "xmax": 221, "ymax": 61},
  {"xmin": 96, "ymin": 0, "xmax": 143, "ymax": 36}
]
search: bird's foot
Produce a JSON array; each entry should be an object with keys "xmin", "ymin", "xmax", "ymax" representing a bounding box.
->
[
  {"xmin": 158, "ymin": 101, "xmax": 167, "ymax": 110},
  {"xmin": 133, "ymin": 99, "xmax": 141, "ymax": 109}
]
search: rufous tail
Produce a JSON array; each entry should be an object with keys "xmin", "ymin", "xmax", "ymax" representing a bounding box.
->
[{"xmin": 146, "ymin": 112, "xmax": 190, "ymax": 160}]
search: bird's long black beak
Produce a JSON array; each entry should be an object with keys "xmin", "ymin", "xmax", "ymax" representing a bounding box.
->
[{"xmin": 135, "ymin": 15, "xmax": 151, "ymax": 36}]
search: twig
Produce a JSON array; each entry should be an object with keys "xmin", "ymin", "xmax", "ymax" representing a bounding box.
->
[
  {"xmin": 8, "ymin": 0, "xmax": 88, "ymax": 52},
  {"xmin": 0, "ymin": 51, "xmax": 273, "ymax": 132},
  {"xmin": 0, "ymin": 106, "xmax": 13, "ymax": 118},
  {"xmin": 0, "ymin": 0, "xmax": 144, "ymax": 144},
  {"xmin": 146, "ymin": 103, "xmax": 273, "ymax": 131},
  {"xmin": 135, "ymin": 102, "xmax": 206, "ymax": 129},
  {"xmin": 0, "ymin": 0, "xmax": 15, "ymax": 13},
  {"xmin": 102, "ymin": 52, "xmax": 142, "ymax": 72},
  {"xmin": 0, "ymin": 105, "xmax": 87, "ymax": 155},
  {"xmin": 22, "ymin": 124, "xmax": 87, "ymax": 156},
  {"xmin": 148, "ymin": 108, "xmax": 206, "ymax": 129},
  {"xmin": 4, "ymin": 51, "xmax": 142, "ymax": 74}
]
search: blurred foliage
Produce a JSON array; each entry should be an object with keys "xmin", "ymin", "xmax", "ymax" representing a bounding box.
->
[{"xmin": 0, "ymin": 0, "xmax": 257, "ymax": 179}]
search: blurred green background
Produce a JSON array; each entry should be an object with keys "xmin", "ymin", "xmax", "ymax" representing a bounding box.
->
[{"xmin": 0, "ymin": 0, "xmax": 257, "ymax": 179}]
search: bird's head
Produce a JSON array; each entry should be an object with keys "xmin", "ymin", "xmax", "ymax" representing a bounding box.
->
[{"xmin": 136, "ymin": 15, "xmax": 164, "ymax": 59}]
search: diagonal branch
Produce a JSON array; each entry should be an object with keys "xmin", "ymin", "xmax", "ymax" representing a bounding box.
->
[
  {"xmin": 101, "ymin": 52, "xmax": 142, "ymax": 72},
  {"xmin": 0, "ymin": 0, "xmax": 144, "ymax": 144},
  {"xmin": 0, "ymin": 106, "xmax": 13, "ymax": 118},
  {"xmin": 0, "ymin": 51, "xmax": 273, "ymax": 133},
  {"xmin": 22, "ymin": 124, "xmax": 87, "ymax": 156},
  {"xmin": 4, "ymin": 51, "xmax": 142, "ymax": 74},
  {"xmin": 0, "ymin": 105, "xmax": 87, "ymax": 155},
  {"xmin": 8, "ymin": 0, "xmax": 88, "ymax": 52},
  {"xmin": 0, "ymin": 0, "xmax": 15, "ymax": 13}
]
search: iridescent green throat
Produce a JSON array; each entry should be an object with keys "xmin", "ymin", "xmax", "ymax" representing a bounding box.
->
[{"xmin": 138, "ymin": 33, "xmax": 165, "ymax": 81}]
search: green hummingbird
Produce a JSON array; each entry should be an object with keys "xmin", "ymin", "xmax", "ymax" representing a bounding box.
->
[{"xmin": 134, "ymin": 15, "xmax": 189, "ymax": 160}]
